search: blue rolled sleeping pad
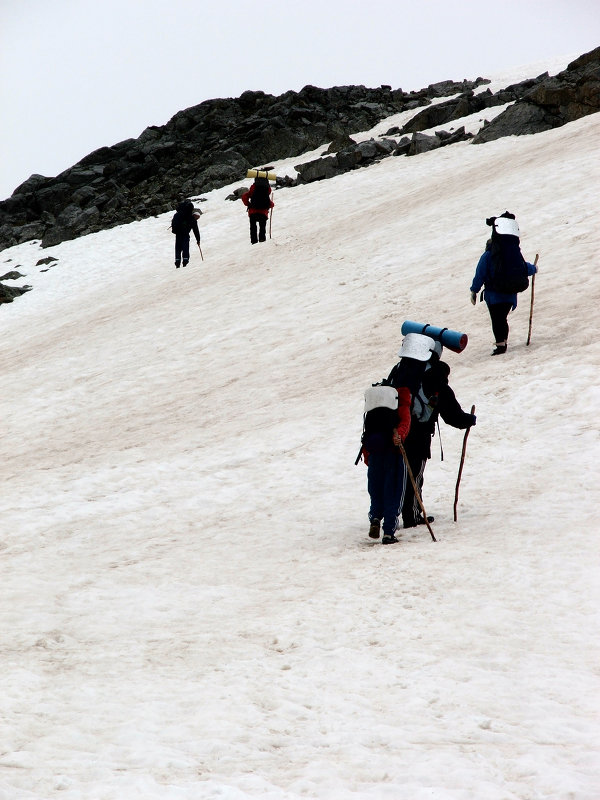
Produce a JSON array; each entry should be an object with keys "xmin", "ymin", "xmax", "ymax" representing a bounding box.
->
[{"xmin": 401, "ymin": 320, "xmax": 468, "ymax": 353}]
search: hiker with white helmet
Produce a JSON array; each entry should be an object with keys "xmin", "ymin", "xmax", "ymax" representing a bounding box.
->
[
  {"xmin": 359, "ymin": 333, "xmax": 436, "ymax": 545},
  {"xmin": 470, "ymin": 211, "xmax": 538, "ymax": 355}
]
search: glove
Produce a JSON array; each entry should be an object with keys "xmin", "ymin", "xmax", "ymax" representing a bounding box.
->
[
  {"xmin": 470, "ymin": 291, "xmax": 477, "ymax": 306},
  {"xmin": 469, "ymin": 414, "xmax": 477, "ymax": 427}
]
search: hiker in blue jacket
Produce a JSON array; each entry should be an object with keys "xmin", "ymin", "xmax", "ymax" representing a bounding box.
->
[{"xmin": 470, "ymin": 212, "xmax": 538, "ymax": 355}]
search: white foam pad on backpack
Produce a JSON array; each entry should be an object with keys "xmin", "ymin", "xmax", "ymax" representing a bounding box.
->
[{"xmin": 364, "ymin": 385, "xmax": 398, "ymax": 413}]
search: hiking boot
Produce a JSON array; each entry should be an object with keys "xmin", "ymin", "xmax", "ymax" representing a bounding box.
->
[
  {"xmin": 175, "ymin": 261, "xmax": 181, "ymax": 268},
  {"xmin": 381, "ymin": 534, "xmax": 399, "ymax": 545},
  {"xmin": 183, "ymin": 259, "xmax": 189, "ymax": 267},
  {"xmin": 368, "ymin": 518, "xmax": 381, "ymax": 539},
  {"xmin": 491, "ymin": 344, "xmax": 507, "ymax": 356},
  {"xmin": 404, "ymin": 515, "xmax": 434, "ymax": 528}
]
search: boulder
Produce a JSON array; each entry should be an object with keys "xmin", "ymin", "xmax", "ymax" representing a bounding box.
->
[
  {"xmin": 473, "ymin": 103, "xmax": 554, "ymax": 143},
  {"xmin": 0, "ymin": 270, "xmax": 25, "ymax": 280},
  {"xmin": 0, "ymin": 282, "xmax": 32, "ymax": 304},
  {"xmin": 225, "ymin": 187, "xmax": 248, "ymax": 201},
  {"xmin": 295, "ymin": 156, "xmax": 340, "ymax": 183},
  {"xmin": 407, "ymin": 132, "xmax": 442, "ymax": 155},
  {"xmin": 356, "ymin": 140, "xmax": 378, "ymax": 159},
  {"xmin": 326, "ymin": 134, "xmax": 356, "ymax": 154}
]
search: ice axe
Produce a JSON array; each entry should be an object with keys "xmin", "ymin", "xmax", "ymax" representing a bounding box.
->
[{"xmin": 197, "ymin": 241, "xmax": 204, "ymax": 261}]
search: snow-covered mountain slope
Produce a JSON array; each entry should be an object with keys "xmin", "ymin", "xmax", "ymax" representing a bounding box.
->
[{"xmin": 0, "ymin": 62, "xmax": 598, "ymax": 799}]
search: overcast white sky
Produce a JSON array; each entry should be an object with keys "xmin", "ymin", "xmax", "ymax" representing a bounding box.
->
[{"xmin": 1, "ymin": 0, "xmax": 598, "ymax": 200}]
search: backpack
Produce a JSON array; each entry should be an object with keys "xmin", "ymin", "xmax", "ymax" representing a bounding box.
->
[
  {"xmin": 171, "ymin": 212, "xmax": 182, "ymax": 234},
  {"xmin": 411, "ymin": 361, "xmax": 450, "ymax": 424},
  {"xmin": 412, "ymin": 386, "xmax": 436, "ymax": 424},
  {"xmin": 171, "ymin": 200, "xmax": 194, "ymax": 234},
  {"xmin": 486, "ymin": 212, "xmax": 529, "ymax": 294},
  {"xmin": 248, "ymin": 178, "xmax": 271, "ymax": 210},
  {"xmin": 362, "ymin": 383, "xmax": 399, "ymax": 436},
  {"xmin": 355, "ymin": 382, "xmax": 399, "ymax": 464}
]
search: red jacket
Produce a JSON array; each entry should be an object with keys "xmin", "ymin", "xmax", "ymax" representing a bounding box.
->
[
  {"xmin": 241, "ymin": 184, "xmax": 274, "ymax": 217},
  {"xmin": 394, "ymin": 386, "xmax": 412, "ymax": 442}
]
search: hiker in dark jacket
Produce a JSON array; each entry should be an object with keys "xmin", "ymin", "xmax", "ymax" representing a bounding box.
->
[
  {"xmin": 470, "ymin": 212, "xmax": 538, "ymax": 355},
  {"xmin": 361, "ymin": 333, "xmax": 435, "ymax": 545},
  {"xmin": 401, "ymin": 353, "xmax": 476, "ymax": 529},
  {"xmin": 241, "ymin": 177, "xmax": 274, "ymax": 244},
  {"xmin": 171, "ymin": 200, "xmax": 201, "ymax": 268}
]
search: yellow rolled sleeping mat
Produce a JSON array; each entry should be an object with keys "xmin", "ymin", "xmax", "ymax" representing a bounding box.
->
[{"xmin": 246, "ymin": 169, "xmax": 277, "ymax": 182}]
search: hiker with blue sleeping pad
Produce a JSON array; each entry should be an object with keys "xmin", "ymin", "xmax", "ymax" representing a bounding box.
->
[
  {"xmin": 401, "ymin": 343, "xmax": 476, "ymax": 529},
  {"xmin": 470, "ymin": 211, "xmax": 538, "ymax": 355},
  {"xmin": 358, "ymin": 333, "xmax": 436, "ymax": 545}
]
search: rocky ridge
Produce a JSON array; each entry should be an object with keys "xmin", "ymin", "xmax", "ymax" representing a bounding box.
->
[
  {"xmin": 1, "ymin": 81, "xmax": 478, "ymax": 251},
  {"xmin": 0, "ymin": 46, "xmax": 598, "ymax": 264}
]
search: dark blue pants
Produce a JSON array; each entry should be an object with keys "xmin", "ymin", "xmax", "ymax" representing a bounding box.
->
[
  {"xmin": 487, "ymin": 301, "xmax": 512, "ymax": 343},
  {"xmin": 367, "ymin": 448, "xmax": 406, "ymax": 536},
  {"xmin": 175, "ymin": 233, "xmax": 190, "ymax": 264}
]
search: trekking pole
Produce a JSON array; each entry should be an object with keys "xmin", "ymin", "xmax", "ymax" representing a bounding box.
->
[
  {"xmin": 269, "ymin": 207, "xmax": 273, "ymax": 239},
  {"xmin": 453, "ymin": 405, "xmax": 475, "ymax": 522},
  {"xmin": 198, "ymin": 241, "xmax": 204, "ymax": 261},
  {"xmin": 396, "ymin": 438, "xmax": 436, "ymax": 542},
  {"xmin": 526, "ymin": 254, "xmax": 539, "ymax": 346}
]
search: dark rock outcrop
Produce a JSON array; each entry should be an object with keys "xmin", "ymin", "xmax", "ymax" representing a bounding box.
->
[
  {"xmin": 398, "ymin": 75, "xmax": 548, "ymax": 135},
  {"xmin": 1, "ymin": 46, "xmax": 598, "ymax": 256},
  {"xmin": 473, "ymin": 46, "xmax": 600, "ymax": 144},
  {"xmin": 0, "ymin": 79, "xmax": 486, "ymax": 251},
  {"xmin": 293, "ymin": 126, "xmax": 472, "ymax": 184},
  {"xmin": 0, "ymin": 270, "xmax": 24, "ymax": 281},
  {"xmin": 0, "ymin": 281, "xmax": 32, "ymax": 305}
]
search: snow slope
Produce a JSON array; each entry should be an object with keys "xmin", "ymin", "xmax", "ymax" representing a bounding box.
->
[{"xmin": 0, "ymin": 57, "xmax": 599, "ymax": 799}]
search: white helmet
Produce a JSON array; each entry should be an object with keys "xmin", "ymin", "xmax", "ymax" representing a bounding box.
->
[
  {"xmin": 493, "ymin": 215, "xmax": 519, "ymax": 237},
  {"xmin": 398, "ymin": 333, "xmax": 437, "ymax": 361}
]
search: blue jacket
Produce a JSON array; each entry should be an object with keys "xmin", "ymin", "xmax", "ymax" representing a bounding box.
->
[{"xmin": 470, "ymin": 250, "xmax": 537, "ymax": 309}]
